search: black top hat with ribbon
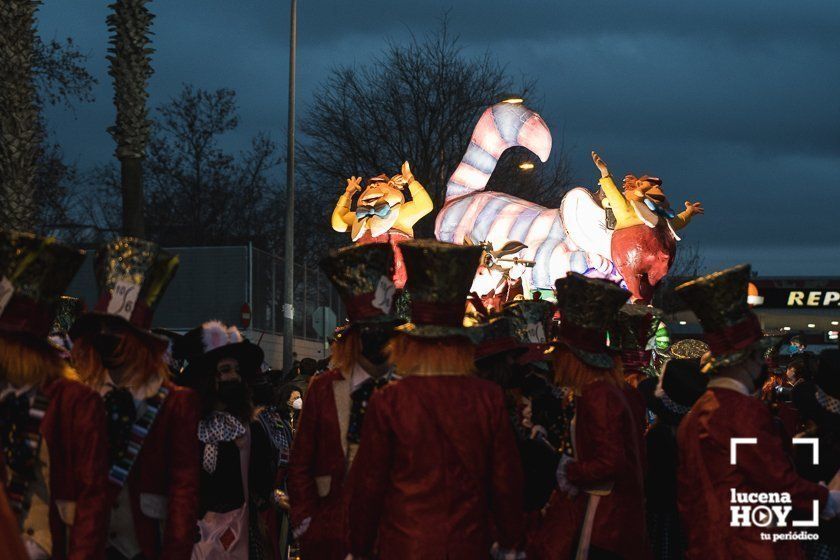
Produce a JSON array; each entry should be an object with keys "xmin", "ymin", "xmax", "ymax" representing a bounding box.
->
[
  {"xmin": 474, "ymin": 314, "xmax": 527, "ymax": 361},
  {"xmin": 177, "ymin": 321, "xmax": 265, "ymax": 390},
  {"xmin": 0, "ymin": 230, "xmax": 85, "ymax": 339},
  {"xmin": 550, "ymin": 272, "xmax": 630, "ymax": 369},
  {"xmin": 69, "ymin": 237, "xmax": 179, "ymax": 349},
  {"xmin": 500, "ymin": 299, "xmax": 555, "ymax": 365},
  {"xmin": 612, "ymin": 304, "xmax": 663, "ymax": 376},
  {"xmin": 394, "ymin": 240, "xmax": 483, "ymax": 340},
  {"xmin": 793, "ymin": 349, "xmax": 840, "ymax": 429},
  {"xmin": 675, "ymin": 264, "xmax": 777, "ymax": 373},
  {"xmin": 638, "ymin": 357, "xmax": 708, "ymax": 423},
  {"xmin": 320, "ymin": 243, "xmax": 399, "ymax": 327}
]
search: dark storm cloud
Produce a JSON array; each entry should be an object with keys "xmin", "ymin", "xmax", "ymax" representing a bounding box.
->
[{"xmin": 36, "ymin": 0, "xmax": 840, "ymax": 274}]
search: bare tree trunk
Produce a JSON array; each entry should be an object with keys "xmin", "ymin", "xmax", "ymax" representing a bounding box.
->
[
  {"xmin": 121, "ymin": 157, "xmax": 144, "ymax": 236},
  {"xmin": 0, "ymin": 0, "xmax": 40, "ymax": 231}
]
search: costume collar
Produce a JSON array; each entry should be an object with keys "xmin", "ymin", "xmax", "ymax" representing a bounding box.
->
[
  {"xmin": 103, "ymin": 373, "xmax": 164, "ymax": 403},
  {"xmin": 0, "ymin": 382, "xmax": 34, "ymax": 401},
  {"xmin": 708, "ymin": 376, "xmax": 752, "ymax": 396}
]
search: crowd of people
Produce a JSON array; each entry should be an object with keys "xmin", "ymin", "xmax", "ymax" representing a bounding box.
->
[{"xmin": 1, "ymin": 229, "xmax": 840, "ymax": 560}]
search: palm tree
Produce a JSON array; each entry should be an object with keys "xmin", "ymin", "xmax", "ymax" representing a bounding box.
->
[
  {"xmin": 0, "ymin": 0, "xmax": 40, "ymax": 231},
  {"xmin": 107, "ymin": 0, "xmax": 154, "ymax": 237}
]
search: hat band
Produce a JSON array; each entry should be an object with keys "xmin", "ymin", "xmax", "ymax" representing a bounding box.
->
[
  {"xmin": 0, "ymin": 294, "xmax": 53, "ymax": 338},
  {"xmin": 815, "ymin": 387, "xmax": 840, "ymax": 416},
  {"xmin": 94, "ymin": 292, "xmax": 154, "ymax": 330},
  {"xmin": 345, "ymin": 293, "xmax": 389, "ymax": 322},
  {"xmin": 559, "ymin": 322, "xmax": 608, "ymax": 354},
  {"xmin": 659, "ymin": 390, "xmax": 692, "ymax": 416},
  {"xmin": 704, "ymin": 313, "xmax": 762, "ymax": 355},
  {"xmin": 621, "ymin": 349, "xmax": 652, "ymax": 370},
  {"xmin": 410, "ymin": 300, "xmax": 465, "ymax": 327}
]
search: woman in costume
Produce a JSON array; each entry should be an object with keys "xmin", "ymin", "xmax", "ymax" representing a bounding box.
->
[
  {"xmin": 530, "ymin": 273, "xmax": 648, "ymax": 560},
  {"xmin": 178, "ymin": 321, "xmax": 274, "ymax": 559},
  {"xmin": 70, "ymin": 237, "xmax": 200, "ymax": 560},
  {"xmin": 347, "ymin": 240, "xmax": 525, "ymax": 560},
  {"xmin": 0, "ymin": 230, "xmax": 110, "ymax": 560}
]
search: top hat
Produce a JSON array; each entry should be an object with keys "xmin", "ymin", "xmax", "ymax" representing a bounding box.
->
[
  {"xmin": 394, "ymin": 240, "xmax": 482, "ymax": 340},
  {"xmin": 792, "ymin": 349, "xmax": 840, "ymax": 428},
  {"xmin": 675, "ymin": 264, "xmax": 777, "ymax": 373},
  {"xmin": 320, "ymin": 243, "xmax": 399, "ymax": 326},
  {"xmin": 177, "ymin": 321, "xmax": 265, "ymax": 389},
  {"xmin": 0, "ymin": 230, "xmax": 85, "ymax": 339},
  {"xmin": 51, "ymin": 296, "xmax": 84, "ymax": 335},
  {"xmin": 638, "ymin": 357, "xmax": 707, "ymax": 422},
  {"xmin": 550, "ymin": 272, "xmax": 629, "ymax": 369},
  {"xmin": 69, "ymin": 237, "xmax": 179, "ymax": 348},
  {"xmin": 612, "ymin": 304, "xmax": 663, "ymax": 375},
  {"xmin": 656, "ymin": 338, "xmax": 711, "ymax": 361},
  {"xmin": 474, "ymin": 314, "xmax": 527, "ymax": 361},
  {"xmin": 500, "ymin": 299, "xmax": 555, "ymax": 365}
]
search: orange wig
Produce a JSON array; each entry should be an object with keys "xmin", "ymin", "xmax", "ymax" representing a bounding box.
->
[
  {"xmin": 553, "ymin": 345, "xmax": 623, "ymax": 395},
  {"xmin": 0, "ymin": 332, "xmax": 77, "ymax": 388},
  {"xmin": 386, "ymin": 333, "xmax": 475, "ymax": 377},
  {"xmin": 71, "ymin": 329, "xmax": 169, "ymax": 391}
]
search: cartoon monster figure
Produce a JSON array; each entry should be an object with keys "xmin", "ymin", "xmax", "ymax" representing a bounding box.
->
[
  {"xmin": 592, "ymin": 151, "xmax": 703, "ymax": 302},
  {"xmin": 331, "ymin": 161, "xmax": 433, "ymax": 288},
  {"xmin": 435, "ymin": 102, "xmax": 624, "ymax": 293}
]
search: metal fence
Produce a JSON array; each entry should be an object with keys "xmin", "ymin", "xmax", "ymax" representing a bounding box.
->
[{"xmin": 66, "ymin": 244, "xmax": 345, "ymax": 342}]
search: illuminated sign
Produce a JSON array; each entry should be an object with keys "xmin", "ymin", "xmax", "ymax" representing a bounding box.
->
[{"xmin": 786, "ymin": 291, "xmax": 840, "ymax": 307}]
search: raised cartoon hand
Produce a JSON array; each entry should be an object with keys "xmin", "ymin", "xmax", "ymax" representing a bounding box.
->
[
  {"xmin": 345, "ymin": 176, "xmax": 363, "ymax": 196},
  {"xmin": 591, "ymin": 151, "xmax": 610, "ymax": 178},
  {"xmin": 401, "ymin": 161, "xmax": 414, "ymax": 184},
  {"xmin": 684, "ymin": 201, "xmax": 704, "ymax": 217}
]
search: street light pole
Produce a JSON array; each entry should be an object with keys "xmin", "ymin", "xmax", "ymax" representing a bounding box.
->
[{"xmin": 282, "ymin": 0, "xmax": 297, "ymax": 373}]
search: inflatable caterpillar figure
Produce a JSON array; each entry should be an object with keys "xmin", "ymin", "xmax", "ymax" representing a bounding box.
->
[{"xmin": 435, "ymin": 102, "xmax": 624, "ymax": 295}]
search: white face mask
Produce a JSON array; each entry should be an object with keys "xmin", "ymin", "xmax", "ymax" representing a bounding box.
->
[{"xmin": 292, "ymin": 397, "xmax": 303, "ymax": 410}]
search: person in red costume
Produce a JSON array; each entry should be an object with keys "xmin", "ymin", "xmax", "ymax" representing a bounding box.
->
[
  {"xmin": 675, "ymin": 264, "xmax": 840, "ymax": 560},
  {"xmin": 347, "ymin": 240, "xmax": 525, "ymax": 560},
  {"xmin": 69, "ymin": 238, "xmax": 200, "ymax": 560},
  {"xmin": 530, "ymin": 272, "xmax": 648, "ymax": 560},
  {"xmin": 288, "ymin": 243, "xmax": 403, "ymax": 559},
  {"xmin": 612, "ymin": 303, "xmax": 664, "ymax": 438},
  {"xmin": 0, "ymin": 230, "xmax": 110, "ymax": 560}
]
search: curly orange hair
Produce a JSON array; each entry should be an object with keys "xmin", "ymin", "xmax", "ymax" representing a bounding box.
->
[
  {"xmin": 71, "ymin": 330, "xmax": 169, "ymax": 391},
  {"xmin": 553, "ymin": 345, "xmax": 623, "ymax": 394},
  {"xmin": 329, "ymin": 329, "xmax": 362, "ymax": 373},
  {"xmin": 386, "ymin": 333, "xmax": 475, "ymax": 377},
  {"xmin": 0, "ymin": 332, "xmax": 78, "ymax": 388}
]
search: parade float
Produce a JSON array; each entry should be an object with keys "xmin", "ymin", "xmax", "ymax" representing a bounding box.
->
[
  {"xmin": 435, "ymin": 101, "xmax": 703, "ymax": 304},
  {"xmin": 331, "ymin": 161, "xmax": 433, "ymax": 289}
]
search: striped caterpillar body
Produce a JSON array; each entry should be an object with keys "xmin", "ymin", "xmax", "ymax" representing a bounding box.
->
[{"xmin": 435, "ymin": 103, "xmax": 625, "ymax": 294}]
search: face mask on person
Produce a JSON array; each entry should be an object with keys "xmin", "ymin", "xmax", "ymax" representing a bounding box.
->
[
  {"xmin": 217, "ymin": 380, "xmax": 248, "ymax": 411},
  {"xmin": 291, "ymin": 397, "xmax": 303, "ymax": 410},
  {"xmin": 92, "ymin": 332, "xmax": 124, "ymax": 370}
]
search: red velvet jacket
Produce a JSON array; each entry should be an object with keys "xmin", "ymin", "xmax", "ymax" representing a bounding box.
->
[
  {"xmin": 287, "ymin": 369, "xmax": 351, "ymax": 559},
  {"xmin": 348, "ymin": 375, "xmax": 525, "ymax": 559},
  {"xmin": 531, "ymin": 379, "xmax": 648, "ymax": 560},
  {"xmin": 39, "ymin": 377, "xmax": 110, "ymax": 560},
  {"xmin": 109, "ymin": 380, "xmax": 201, "ymax": 560},
  {"xmin": 677, "ymin": 387, "xmax": 829, "ymax": 560}
]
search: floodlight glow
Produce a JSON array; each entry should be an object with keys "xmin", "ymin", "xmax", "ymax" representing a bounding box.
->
[{"xmin": 518, "ymin": 162, "xmax": 535, "ymax": 170}]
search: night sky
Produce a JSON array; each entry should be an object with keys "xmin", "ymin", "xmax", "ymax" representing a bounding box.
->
[{"xmin": 38, "ymin": 0, "xmax": 840, "ymax": 275}]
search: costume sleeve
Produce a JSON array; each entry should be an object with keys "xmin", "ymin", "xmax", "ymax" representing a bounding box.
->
[
  {"xmin": 331, "ymin": 194, "xmax": 355, "ymax": 232},
  {"xmin": 489, "ymin": 388, "xmax": 526, "ymax": 549},
  {"xmin": 566, "ymin": 387, "xmax": 624, "ymax": 487},
  {"xmin": 725, "ymin": 403, "xmax": 828, "ymax": 511},
  {"xmin": 670, "ymin": 209, "xmax": 693, "ymax": 231},
  {"xmin": 287, "ymin": 378, "xmax": 323, "ymax": 527},
  {"xmin": 161, "ymin": 390, "xmax": 202, "ymax": 559},
  {"xmin": 398, "ymin": 180, "xmax": 434, "ymax": 226},
  {"xmin": 597, "ymin": 176, "xmax": 633, "ymax": 224},
  {"xmin": 348, "ymin": 391, "xmax": 393, "ymax": 556},
  {"xmin": 68, "ymin": 390, "xmax": 110, "ymax": 560}
]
